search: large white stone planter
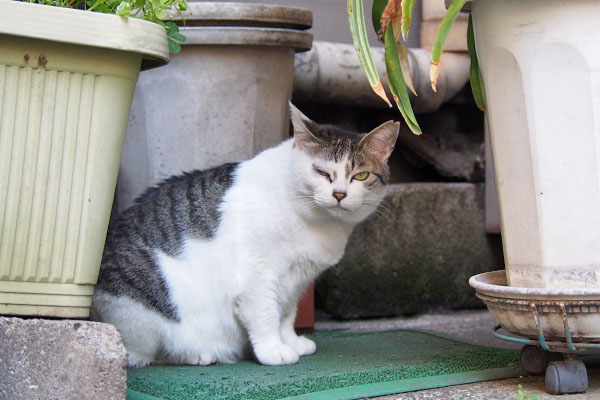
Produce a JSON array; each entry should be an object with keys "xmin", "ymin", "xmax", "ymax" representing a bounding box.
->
[
  {"xmin": 0, "ymin": 2, "xmax": 169, "ymax": 317},
  {"xmin": 472, "ymin": 0, "xmax": 600, "ymax": 288},
  {"xmin": 117, "ymin": 2, "xmax": 313, "ymax": 212}
]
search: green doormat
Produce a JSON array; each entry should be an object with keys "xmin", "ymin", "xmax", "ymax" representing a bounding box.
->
[{"xmin": 126, "ymin": 329, "xmax": 522, "ymax": 400}]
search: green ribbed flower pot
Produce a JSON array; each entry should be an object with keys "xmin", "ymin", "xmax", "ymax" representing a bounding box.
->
[{"xmin": 0, "ymin": 1, "xmax": 169, "ymax": 318}]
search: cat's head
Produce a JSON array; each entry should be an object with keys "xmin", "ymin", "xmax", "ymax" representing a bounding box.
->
[{"xmin": 289, "ymin": 103, "xmax": 399, "ymax": 224}]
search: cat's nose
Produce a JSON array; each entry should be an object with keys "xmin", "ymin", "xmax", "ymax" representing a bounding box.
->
[{"xmin": 332, "ymin": 191, "xmax": 347, "ymax": 202}]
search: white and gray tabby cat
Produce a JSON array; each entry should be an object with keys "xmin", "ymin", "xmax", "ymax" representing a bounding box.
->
[{"xmin": 91, "ymin": 104, "xmax": 399, "ymax": 367}]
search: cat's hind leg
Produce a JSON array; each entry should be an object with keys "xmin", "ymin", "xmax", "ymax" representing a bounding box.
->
[
  {"xmin": 128, "ymin": 349, "xmax": 158, "ymax": 368},
  {"xmin": 91, "ymin": 290, "xmax": 164, "ymax": 368}
]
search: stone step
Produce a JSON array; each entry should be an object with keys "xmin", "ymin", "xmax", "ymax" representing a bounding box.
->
[
  {"xmin": 0, "ymin": 317, "xmax": 127, "ymax": 400},
  {"xmin": 317, "ymin": 183, "xmax": 504, "ymax": 319}
]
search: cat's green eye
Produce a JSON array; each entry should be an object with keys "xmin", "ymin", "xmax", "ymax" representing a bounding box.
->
[{"xmin": 353, "ymin": 171, "xmax": 369, "ymax": 181}]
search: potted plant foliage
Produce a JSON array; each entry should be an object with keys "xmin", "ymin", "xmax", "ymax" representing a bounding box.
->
[
  {"xmin": 351, "ymin": 0, "xmax": 600, "ymax": 289},
  {"xmin": 0, "ymin": 0, "xmax": 186, "ymax": 318}
]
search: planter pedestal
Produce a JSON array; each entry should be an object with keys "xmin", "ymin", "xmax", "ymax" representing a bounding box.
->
[
  {"xmin": 117, "ymin": 2, "xmax": 313, "ymax": 212},
  {"xmin": 472, "ymin": 0, "xmax": 600, "ymax": 288}
]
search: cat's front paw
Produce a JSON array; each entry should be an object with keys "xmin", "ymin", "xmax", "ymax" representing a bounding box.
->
[
  {"xmin": 185, "ymin": 353, "xmax": 217, "ymax": 366},
  {"xmin": 255, "ymin": 344, "xmax": 299, "ymax": 366},
  {"xmin": 291, "ymin": 336, "xmax": 316, "ymax": 356}
]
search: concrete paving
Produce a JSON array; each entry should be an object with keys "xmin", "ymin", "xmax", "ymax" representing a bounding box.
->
[
  {"xmin": 0, "ymin": 317, "xmax": 127, "ymax": 400},
  {"xmin": 316, "ymin": 309, "xmax": 600, "ymax": 400}
]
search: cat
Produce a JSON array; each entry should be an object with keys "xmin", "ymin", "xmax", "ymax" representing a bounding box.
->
[{"xmin": 91, "ymin": 104, "xmax": 399, "ymax": 367}]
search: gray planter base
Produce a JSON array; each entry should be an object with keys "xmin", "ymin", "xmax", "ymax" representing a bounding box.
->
[{"xmin": 118, "ymin": 2, "xmax": 313, "ymax": 212}]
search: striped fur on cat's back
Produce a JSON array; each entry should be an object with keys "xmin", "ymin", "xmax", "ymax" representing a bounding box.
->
[
  {"xmin": 96, "ymin": 164, "xmax": 237, "ymax": 321},
  {"xmin": 91, "ymin": 104, "xmax": 399, "ymax": 367}
]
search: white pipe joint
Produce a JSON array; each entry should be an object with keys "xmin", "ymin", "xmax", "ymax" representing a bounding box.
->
[{"xmin": 293, "ymin": 41, "xmax": 470, "ymax": 113}]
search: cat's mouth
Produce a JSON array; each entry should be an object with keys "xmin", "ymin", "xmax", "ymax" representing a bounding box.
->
[{"xmin": 328, "ymin": 204, "xmax": 350, "ymax": 214}]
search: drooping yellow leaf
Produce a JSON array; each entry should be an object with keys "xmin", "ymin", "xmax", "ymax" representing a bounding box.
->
[
  {"xmin": 391, "ymin": 12, "xmax": 402, "ymax": 42},
  {"xmin": 372, "ymin": 80, "xmax": 391, "ymax": 106},
  {"xmin": 397, "ymin": 42, "xmax": 417, "ymax": 96}
]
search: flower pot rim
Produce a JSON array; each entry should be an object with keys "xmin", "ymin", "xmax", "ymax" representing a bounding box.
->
[
  {"xmin": 0, "ymin": 1, "xmax": 169, "ymax": 70},
  {"xmin": 470, "ymin": 270, "xmax": 600, "ymax": 300},
  {"xmin": 178, "ymin": 26, "xmax": 313, "ymax": 52},
  {"xmin": 170, "ymin": 1, "xmax": 312, "ymax": 30}
]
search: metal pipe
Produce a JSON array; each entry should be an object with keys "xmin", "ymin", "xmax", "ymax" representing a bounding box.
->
[{"xmin": 293, "ymin": 40, "xmax": 471, "ymax": 113}]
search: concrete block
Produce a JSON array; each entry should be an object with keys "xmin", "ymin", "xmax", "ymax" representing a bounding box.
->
[
  {"xmin": 317, "ymin": 183, "xmax": 504, "ymax": 319},
  {"xmin": 420, "ymin": 19, "xmax": 468, "ymax": 51},
  {"xmin": 421, "ymin": 0, "xmax": 468, "ymax": 53},
  {"xmin": 396, "ymin": 105, "xmax": 485, "ymax": 182},
  {"xmin": 0, "ymin": 317, "xmax": 127, "ymax": 400},
  {"xmin": 422, "ymin": 0, "xmax": 470, "ymax": 21}
]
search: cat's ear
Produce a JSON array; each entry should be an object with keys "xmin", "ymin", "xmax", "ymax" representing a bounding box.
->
[
  {"xmin": 359, "ymin": 121, "xmax": 400, "ymax": 162},
  {"xmin": 289, "ymin": 102, "xmax": 321, "ymax": 151}
]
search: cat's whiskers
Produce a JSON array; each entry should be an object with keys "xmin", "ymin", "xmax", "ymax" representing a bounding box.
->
[
  {"xmin": 370, "ymin": 201, "xmax": 394, "ymax": 220},
  {"xmin": 294, "ymin": 194, "xmax": 320, "ymax": 216},
  {"xmin": 298, "ymin": 202, "xmax": 318, "ymax": 215},
  {"xmin": 371, "ymin": 207, "xmax": 392, "ymax": 221}
]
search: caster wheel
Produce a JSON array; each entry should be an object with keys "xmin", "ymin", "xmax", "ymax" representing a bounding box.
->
[
  {"xmin": 519, "ymin": 345, "xmax": 562, "ymax": 375},
  {"xmin": 520, "ymin": 345, "xmax": 547, "ymax": 374},
  {"xmin": 545, "ymin": 360, "xmax": 588, "ymax": 395}
]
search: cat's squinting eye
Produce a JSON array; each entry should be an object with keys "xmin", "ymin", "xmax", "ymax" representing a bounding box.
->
[
  {"xmin": 314, "ymin": 168, "xmax": 332, "ymax": 182},
  {"xmin": 353, "ymin": 171, "xmax": 370, "ymax": 181}
]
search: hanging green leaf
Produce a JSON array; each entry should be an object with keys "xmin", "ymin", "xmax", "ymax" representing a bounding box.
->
[
  {"xmin": 384, "ymin": 25, "xmax": 421, "ymax": 134},
  {"xmin": 168, "ymin": 38, "xmax": 182, "ymax": 54},
  {"xmin": 165, "ymin": 22, "xmax": 187, "ymax": 42},
  {"xmin": 371, "ymin": 0, "xmax": 386, "ymax": 40},
  {"xmin": 348, "ymin": 0, "xmax": 392, "ymax": 107},
  {"xmin": 401, "ymin": 0, "xmax": 416, "ymax": 41},
  {"xmin": 430, "ymin": 0, "xmax": 467, "ymax": 92},
  {"xmin": 467, "ymin": 14, "xmax": 485, "ymax": 111},
  {"xmin": 372, "ymin": 0, "xmax": 416, "ymax": 96}
]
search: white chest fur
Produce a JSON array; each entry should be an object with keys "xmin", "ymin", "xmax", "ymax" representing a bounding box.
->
[{"xmin": 217, "ymin": 139, "xmax": 355, "ymax": 277}]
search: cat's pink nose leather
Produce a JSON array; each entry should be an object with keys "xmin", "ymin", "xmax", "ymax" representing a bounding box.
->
[{"xmin": 333, "ymin": 192, "xmax": 346, "ymax": 201}]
